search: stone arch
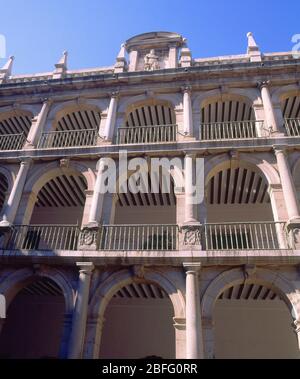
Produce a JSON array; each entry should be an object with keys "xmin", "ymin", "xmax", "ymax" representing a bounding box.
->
[
  {"xmin": 202, "ymin": 267, "xmax": 299, "ymax": 320},
  {"xmin": 47, "ymin": 100, "xmax": 103, "ymax": 133},
  {"xmin": 201, "ymin": 267, "xmax": 300, "ymax": 358},
  {"xmin": 193, "ymin": 88, "xmax": 260, "ymax": 113},
  {"xmin": 204, "ymin": 153, "xmax": 280, "ymax": 187},
  {"xmin": 271, "ymin": 84, "xmax": 300, "ymax": 105},
  {"xmin": 118, "ymin": 93, "xmax": 181, "ymax": 115},
  {"xmin": 21, "ymin": 160, "xmax": 94, "ymax": 225},
  {"xmin": 0, "ymin": 267, "xmax": 74, "ymax": 314},
  {"xmin": 88, "ymin": 268, "xmax": 185, "ymax": 358},
  {"xmin": 24, "ymin": 160, "xmax": 95, "ymax": 194},
  {"xmin": 0, "ymin": 108, "xmax": 34, "ymax": 137},
  {"xmin": 0, "ymin": 165, "xmax": 15, "ymax": 195}
]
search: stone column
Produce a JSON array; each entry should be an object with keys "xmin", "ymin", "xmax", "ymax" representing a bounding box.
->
[
  {"xmin": 259, "ymin": 81, "xmax": 280, "ymax": 133},
  {"xmin": 88, "ymin": 159, "xmax": 106, "ymax": 227},
  {"xmin": 25, "ymin": 99, "xmax": 52, "ymax": 148},
  {"xmin": 0, "ymin": 159, "xmax": 31, "ymax": 226},
  {"xmin": 274, "ymin": 146, "xmax": 300, "ymax": 221},
  {"xmin": 183, "ymin": 263, "xmax": 204, "ymax": 359},
  {"xmin": 68, "ymin": 262, "xmax": 94, "ymax": 359},
  {"xmin": 184, "ymin": 153, "xmax": 197, "ymax": 223},
  {"xmin": 103, "ymin": 93, "xmax": 118, "ymax": 142},
  {"xmin": 182, "ymin": 87, "xmax": 193, "ymax": 137}
]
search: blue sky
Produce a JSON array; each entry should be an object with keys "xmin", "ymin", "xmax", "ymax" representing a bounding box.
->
[{"xmin": 0, "ymin": 0, "xmax": 300, "ymax": 74}]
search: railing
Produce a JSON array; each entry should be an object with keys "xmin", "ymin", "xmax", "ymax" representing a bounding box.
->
[
  {"xmin": 285, "ymin": 118, "xmax": 300, "ymax": 137},
  {"xmin": 200, "ymin": 120, "xmax": 263, "ymax": 141},
  {"xmin": 203, "ymin": 222, "xmax": 287, "ymax": 250},
  {"xmin": 38, "ymin": 128, "xmax": 98, "ymax": 148},
  {"xmin": 0, "ymin": 225, "xmax": 80, "ymax": 251},
  {"xmin": 116, "ymin": 124, "xmax": 178, "ymax": 144},
  {"xmin": 98, "ymin": 224, "xmax": 179, "ymax": 250},
  {"xmin": 0, "ymin": 133, "xmax": 26, "ymax": 150}
]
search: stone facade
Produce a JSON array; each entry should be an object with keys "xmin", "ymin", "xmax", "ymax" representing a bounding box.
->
[{"xmin": 0, "ymin": 31, "xmax": 300, "ymax": 358}]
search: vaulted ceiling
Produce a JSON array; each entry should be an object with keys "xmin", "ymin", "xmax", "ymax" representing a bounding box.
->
[
  {"xmin": 0, "ymin": 111, "xmax": 32, "ymax": 136},
  {"xmin": 55, "ymin": 109, "xmax": 101, "ymax": 131},
  {"xmin": 125, "ymin": 104, "xmax": 176, "ymax": 127}
]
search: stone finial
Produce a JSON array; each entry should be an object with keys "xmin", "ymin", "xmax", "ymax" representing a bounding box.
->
[
  {"xmin": 114, "ymin": 44, "xmax": 127, "ymax": 73},
  {"xmin": 247, "ymin": 32, "xmax": 262, "ymax": 62},
  {"xmin": 53, "ymin": 51, "xmax": 68, "ymax": 79},
  {"xmin": 180, "ymin": 47, "xmax": 192, "ymax": 68},
  {"xmin": 0, "ymin": 56, "xmax": 14, "ymax": 84}
]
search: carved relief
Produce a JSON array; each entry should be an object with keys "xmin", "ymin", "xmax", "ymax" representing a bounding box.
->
[
  {"xmin": 144, "ymin": 49, "xmax": 160, "ymax": 71},
  {"xmin": 79, "ymin": 228, "xmax": 98, "ymax": 249},
  {"xmin": 182, "ymin": 225, "xmax": 201, "ymax": 246}
]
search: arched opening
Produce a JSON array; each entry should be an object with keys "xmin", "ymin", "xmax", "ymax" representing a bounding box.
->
[
  {"xmin": 204, "ymin": 161, "xmax": 283, "ymax": 250},
  {"xmin": 214, "ymin": 282, "xmax": 300, "ymax": 358},
  {"xmin": 39, "ymin": 105, "xmax": 101, "ymax": 148},
  {"xmin": 101, "ymin": 170, "xmax": 177, "ymax": 250},
  {"xmin": 281, "ymin": 94, "xmax": 300, "ymax": 136},
  {"xmin": 0, "ymin": 173, "xmax": 8, "ymax": 214},
  {"xmin": 99, "ymin": 280, "xmax": 175, "ymax": 359},
  {"xmin": 0, "ymin": 110, "xmax": 32, "ymax": 150},
  {"xmin": 200, "ymin": 97, "xmax": 258, "ymax": 140},
  {"xmin": 0, "ymin": 277, "xmax": 65, "ymax": 359},
  {"xmin": 10, "ymin": 171, "xmax": 87, "ymax": 251},
  {"xmin": 118, "ymin": 101, "xmax": 177, "ymax": 144}
]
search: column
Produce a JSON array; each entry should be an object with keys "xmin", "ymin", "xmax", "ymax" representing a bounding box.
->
[
  {"xmin": 88, "ymin": 159, "xmax": 106, "ymax": 226},
  {"xmin": 274, "ymin": 146, "xmax": 300, "ymax": 221},
  {"xmin": 183, "ymin": 263, "xmax": 204, "ymax": 359},
  {"xmin": 183, "ymin": 87, "xmax": 193, "ymax": 136},
  {"xmin": 0, "ymin": 159, "xmax": 31, "ymax": 226},
  {"xmin": 68, "ymin": 262, "xmax": 94, "ymax": 359},
  {"xmin": 103, "ymin": 93, "xmax": 118, "ymax": 141},
  {"xmin": 259, "ymin": 81, "xmax": 279, "ymax": 133},
  {"xmin": 184, "ymin": 154, "xmax": 198, "ymax": 223},
  {"xmin": 26, "ymin": 99, "xmax": 52, "ymax": 147}
]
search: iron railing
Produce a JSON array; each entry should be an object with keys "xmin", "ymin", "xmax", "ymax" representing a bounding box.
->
[
  {"xmin": 38, "ymin": 128, "xmax": 98, "ymax": 148},
  {"xmin": 0, "ymin": 224, "xmax": 80, "ymax": 251},
  {"xmin": 200, "ymin": 120, "xmax": 263, "ymax": 141},
  {"xmin": 0, "ymin": 133, "xmax": 26, "ymax": 151},
  {"xmin": 98, "ymin": 224, "xmax": 179, "ymax": 250},
  {"xmin": 203, "ymin": 221, "xmax": 287, "ymax": 250},
  {"xmin": 116, "ymin": 124, "xmax": 178, "ymax": 144},
  {"xmin": 285, "ymin": 118, "xmax": 300, "ymax": 137}
]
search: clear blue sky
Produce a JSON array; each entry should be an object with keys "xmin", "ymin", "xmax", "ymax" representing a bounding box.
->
[{"xmin": 0, "ymin": 0, "xmax": 300, "ymax": 74}]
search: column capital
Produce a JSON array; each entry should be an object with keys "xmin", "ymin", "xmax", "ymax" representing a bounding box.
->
[
  {"xmin": 183, "ymin": 262, "xmax": 202, "ymax": 273},
  {"xmin": 76, "ymin": 262, "xmax": 95, "ymax": 275},
  {"xmin": 173, "ymin": 317, "xmax": 186, "ymax": 331},
  {"xmin": 181, "ymin": 85, "xmax": 192, "ymax": 94},
  {"xmin": 40, "ymin": 97, "xmax": 54, "ymax": 105},
  {"xmin": 273, "ymin": 144, "xmax": 288, "ymax": 155},
  {"xmin": 110, "ymin": 91, "xmax": 120, "ymax": 99},
  {"xmin": 257, "ymin": 80, "xmax": 271, "ymax": 90},
  {"xmin": 184, "ymin": 151, "xmax": 197, "ymax": 159},
  {"xmin": 20, "ymin": 158, "xmax": 32, "ymax": 167}
]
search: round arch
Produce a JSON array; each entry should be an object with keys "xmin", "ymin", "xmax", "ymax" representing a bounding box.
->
[
  {"xmin": 201, "ymin": 267, "xmax": 300, "ymax": 358},
  {"xmin": 87, "ymin": 268, "xmax": 185, "ymax": 358},
  {"xmin": 204, "ymin": 153, "xmax": 280, "ymax": 187},
  {"xmin": 118, "ymin": 93, "xmax": 181, "ymax": 115},
  {"xmin": 0, "ymin": 267, "xmax": 74, "ymax": 314}
]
